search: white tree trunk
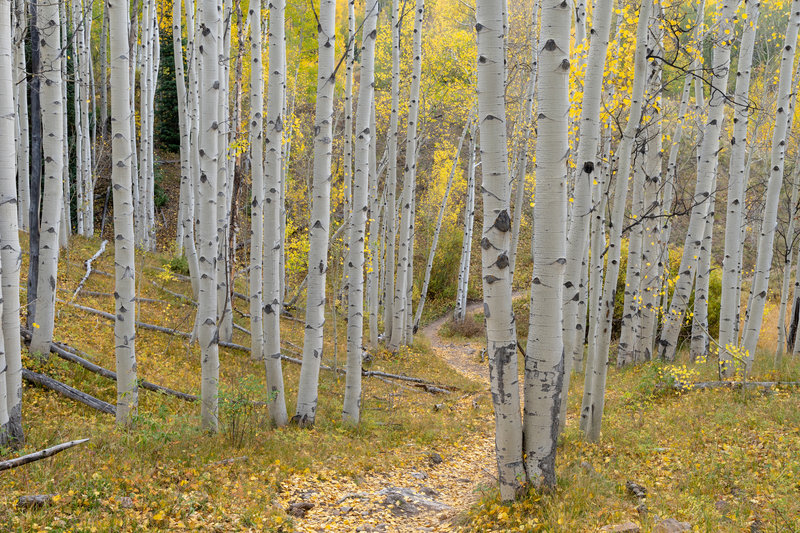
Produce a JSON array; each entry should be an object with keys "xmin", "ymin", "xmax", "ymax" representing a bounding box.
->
[
  {"xmin": 367, "ymin": 105, "xmax": 380, "ymax": 348},
  {"xmin": 718, "ymin": 0, "xmax": 758, "ymax": 369},
  {"xmin": 414, "ymin": 123, "xmax": 469, "ymax": 331},
  {"xmin": 383, "ymin": 0, "xmax": 400, "ymax": 339},
  {"xmin": 690, "ymin": 174, "xmax": 716, "ymax": 360},
  {"xmin": 294, "ymin": 0, "xmax": 336, "ymax": 427},
  {"xmin": 657, "ymin": 0, "xmax": 738, "ymax": 361},
  {"xmin": 249, "ymin": 0, "xmax": 265, "ymax": 364},
  {"xmin": 523, "ymin": 0, "xmax": 570, "ymax": 489},
  {"xmin": 109, "ymin": 0, "xmax": 138, "ymax": 426},
  {"xmin": 12, "ymin": 0, "xmax": 27, "ymax": 232},
  {"xmin": 263, "ymin": 0, "xmax": 289, "ymax": 426},
  {"xmin": 59, "ymin": 0, "xmax": 69, "ymax": 248},
  {"xmin": 454, "ymin": 126, "xmax": 477, "ymax": 323},
  {"xmin": 216, "ymin": 3, "xmax": 232, "ymax": 344},
  {"xmin": 581, "ymin": 0, "xmax": 652, "ymax": 442},
  {"xmin": 197, "ymin": 0, "xmax": 221, "ymax": 433},
  {"xmin": 78, "ymin": 0, "xmax": 93, "ymax": 236},
  {"xmin": 389, "ymin": 0, "xmax": 424, "ymax": 351},
  {"xmin": 29, "ymin": 0, "xmax": 65, "ymax": 356},
  {"xmin": 1, "ymin": 0, "xmax": 23, "ymax": 443},
  {"xmin": 776, "ymin": 164, "xmax": 800, "ymax": 363},
  {"xmin": 476, "ymin": 0, "xmax": 524, "ymax": 501},
  {"xmin": 558, "ymin": 0, "xmax": 613, "ymax": 432},
  {"xmin": 343, "ymin": 0, "xmax": 379, "ymax": 425},
  {"xmin": 740, "ymin": 1, "xmax": 800, "ymax": 366}
]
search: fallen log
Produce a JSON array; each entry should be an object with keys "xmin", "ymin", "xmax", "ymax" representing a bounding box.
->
[
  {"xmin": 22, "ymin": 369, "xmax": 115, "ymax": 415},
  {"xmin": 688, "ymin": 381, "xmax": 800, "ymax": 390},
  {"xmin": 17, "ymin": 495, "xmax": 55, "ymax": 509},
  {"xmin": 0, "ymin": 438, "xmax": 89, "ymax": 472},
  {"xmin": 148, "ymin": 280, "xmax": 197, "ymax": 305},
  {"xmin": 21, "ymin": 330, "xmax": 198, "ymax": 402},
  {"xmin": 72, "ymin": 240, "xmax": 108, "ymax": 300}
]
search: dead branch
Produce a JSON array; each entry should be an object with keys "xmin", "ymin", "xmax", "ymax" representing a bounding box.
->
[
  {"xmin": 0, "ymin": 438, "xmax": 89, "ymax": 472},
  {"xmin": 22, "ymin": 368, "xmax": 115, "ymax": 414},
  {"xmin": 71, "ymin": 240, "xmax": 108, "ymax": 300}
]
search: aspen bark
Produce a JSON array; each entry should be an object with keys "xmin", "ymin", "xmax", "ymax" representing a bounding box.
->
[
  {"xmin": 582, "ymin": 0, "xmax": 652, "ymax": 442},
  {"xmin": 383, "ymin": 0, "xmax": 400, "ymax": 338},
  {"xmin": 454, "ymin": 126, "xmax": 478, "ymax": 323},
  {"xmin": 12, "ymin": 0, "xmax": 27, "ymax": 232},
  {"xmin": 29, "ymin": 0, "xmax": 65, "ymax": 356},
  {"xmin": 343, "ymin": 0, "xmax": 379, "ymax": 425},
  {"xmin": 476, "ymin": 0, "xmax": 524, "ymax": 501},
  {"xmin": 740, "ymin": 0, "xmax": 800, "ymax": 366},
  {"xmin": 197, "ymin": 0, "xmax": 221, "ymax": 433},
  {"xmin": 249, "ymin": 0, "xmax": 265, "ymax": 364},
  {"xmin": 109, "ymin": 0, "xmax": 138, "ymax": 426},
  {"xmin": 559, "ymin": 0, "xmax": 613, "ymax": 432},
  {"xmin": 657, "ymin": 0, "xmax": 738, "ymax": 361},
  {"xmin": 776, "ymin": 165, "xmax": 800, "ymax": 363},
  {"xmin": 294, "ymin": 0, "xmax": 336, "ymax": 427},
  {"xmin": 389, "ymin": 0, "xmax": 424, "ymax": 351},
  {"xmin": 523, "ymin": 0, "xmax": 571, "ymax": 489},
  {"xmin": 263, "ymin": 0, "xmax": 288, "ymax": 426},
  {"xmin": 367, "ymin": 105, "xmax": 380, "ymax": 348}
]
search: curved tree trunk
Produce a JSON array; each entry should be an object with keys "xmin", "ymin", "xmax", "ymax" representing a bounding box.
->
[{"xmin": 294, "ymin": 0, "xmax": 336, "ymax": 427}]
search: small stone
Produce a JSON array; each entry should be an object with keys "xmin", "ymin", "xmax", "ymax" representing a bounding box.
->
[
  {"xmin": 599, "ymin": 522, "xmax": 640, "ymax": 533},
  {"xmin": 410, "ymin": 471, "xmax": 428, "ymax": 480},
  {"xmin": 117, "ymin": 496, "xmax": 134, "ymax": 509},
  {"xmin": 17, "ymin": 495, "xmax": 55, "ymax": 510},
  {"xmin": 340, "ymin": 505, "xmax": 353, "ymax": 514},
  {"xmin": 580, "ymin": 461, "xmax": 594, "ymax": 474},
  {"xmin": 287, "ymin": 501, "xmax": 314, "ymax": 518},
  {"xmin": 653, "ymin": 518, "xmax": 691, "ymax": 533},
  {"xmin": 626, "ymin": 481, "xmax": 647, "ymax": 500},
  {"xmin": 433, "ymin": 403, "xmax": 445, "ymax": 412},
  {"xmin": 427, "ymin": 452, "xmax": 443, "ymax": 465}
]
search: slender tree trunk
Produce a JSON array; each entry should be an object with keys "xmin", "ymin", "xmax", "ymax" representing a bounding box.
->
[
  {"xmin": 99, "ymin": 1, "xmax": 108, "ymax": 138},
  {"xmin": 719, "ymin": 0, "xmax": 758, "ymax": 370},
  {"xmin": 657, "ymin": 0, "xmax": 738, "ymax": 361},
  {"xmin": 263, "ymin": 0, "xmax": 288, "ymax": 426},
  {"xmin": 197, "ymin": 0, "xmax": 221, "ymax": 433},
  {"xmin": 776, "ymin": 164, "xmax": 800, "ymax": 363},
  {"xmin": 389, "ymin": 0, "xmax": 424, "ymax": 351},
  {"xmin": 58, "ymin": 0, "xmax": 68, "ymax": 248},
  {"xmin": 581, "ymin": 0, "xmax": 652, "ymax": 442},
  {"xmin": 13, "ymin": 0, "xmax": 28, "ymax": 232},
  {"xmin": 108, "ymin": 0, "xmax": 138, "ymax": 426},
  {"xmin": 343, "ymin": 0, "xmax": 379, "ymax": 425},
  {"xmin": 558, "ymin": 0, "xmax": 613, "ymax": 432},
  {"xmin": 340, "ymin": 0, "xmax": 355, "ymax": 299},
  {"xmin": 383, "ymin": 0, "xmax": 400, "ymax": 338},
  {"xmin": 367, "ymin": 105, "xmax": 380, "ymax": 347},
  {"xmin": 414, "ymin": 123, "xmax": 469, "ymax": 331},
  {"xmin": 508, "ymin": 0, "xmax": 540, "ymax": 277},
  {"xmin": 690, "ymin": 173, "xmax": 716, "ymax": 360},
  {"xmin": 79, "ymin": 0, "xmax": 92, "ymax": 236},
  {"xmin": 29, "ymin": 0, "xmax": 65, "ymax": 356},
  {"xmin": 454, "ymin": 126, "xmax": 477, "ymax": 323},
  {"xmin": 216, "ymin": 3, "xmax": 233, "ymax": 344},
  {"xmin": 740, "ymin": 1, "xmax": 800, "ymax": 367},
  {"xmin": 1, "ymin": 0, "xmax": 23, "ymax": 445},
  {"xmin": 249, "ymin": 0, "xmax": 265, "ymax": 364},
  {"xmin": 26, "ymin": 0, "xmax": 41, "ymax": 331},
  {"xmin": 476, "ymin": 0, "xmax": 523, "ymax": 501},
  {"xmin": 294, "ymin": 0, "xmax": 336, "ymax": 427}
]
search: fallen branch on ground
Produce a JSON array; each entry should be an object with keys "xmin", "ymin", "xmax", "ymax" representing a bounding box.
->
[
  {"xmin": 71, "ymin": 240, "xmax": 108, "ymax": 300},
  {"xmin": 20, "ymin": 329, "xmax": 198, "ymax": 402},
  {"xmin": 0, "ymin": 438, "xmax": 89, "ymax": 472},
  {"xmin": 688, "ymin": 381, "xmax": 800, "ymax": 390},
  {"xmin": 22, "ymin": 369, "xmax": 115, "ymax": 415}
]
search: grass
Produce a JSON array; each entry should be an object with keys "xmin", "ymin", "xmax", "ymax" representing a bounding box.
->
[{"xmin": 2, "ymin": 235, "xmax": 489, "ymax": 532}]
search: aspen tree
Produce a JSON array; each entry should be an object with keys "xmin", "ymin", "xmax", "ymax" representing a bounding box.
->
[
  {"xmin": 29, "ymin": 0, "xmax": 65, "ymax": 356},
  {"xmin": 0, "ymin": 0, "xmax": 23, "ymax": 444},
  {"xmin": 657, "ymin": 0, "xmax": 739, "ymax": 361},
  {"xmin": 108, "ymin": 0, "xmax": 138, "ymax": 426},
  {"xmin": 197, "ymin": 0, "xmax": 221, "ymax": 433},
  {"xmin": 294, "ymin": 0, "xmax": 336, "ymax": 427},
  {"xmin": 58, "ymin": 1, "xmax": 68, "ymax": 249},
  {"xmin": 367, "ymin": 105, "xmax": 380, "ymax": 348},
  {"xmin": 581, "ymin": 0, "xmax": 652, "ymax": 441},
  {"xmin": 559, "ymin": 0, "xmax": 614, "ymax": 430},
  {"xmin": 99, "ymin": 2, "xmax": 108, "ymax": 138},
  {"xmin": 389, "ymin": 0, "xmax": 424, "ymax": 351},
  {"xmin": 383, "ymin": 0, "xmax": 400, "ymax": 338},
  {"xmin": 454, "ymin": 125, "xmax": 477, "ymax": 324},
  {"xmin": 263, "ymin": 0, "xmax": 289, "ymax": 426},
  {"xmin": 719, "ymin": 0, "xmax": 759, "ymax": 369},
  {"xmin": 414, "ymin": 123, "xmax": 469, "ymax": 331},
  {"xmin": 343, "ymin": 0, "xmax": 379, "ymax": 425},
  {"xmin": 776, "ymin": 165, "xmax": 800, "ymax": 362},
  {"xmin": 249, "ymin": 0, "xmax": 265, "ymax": 363},
  {"xmin": 476, "ymin": 0, "xmax": 524, "ymax": 501},
  {"xmin": 508, "ymin": 0, "xmax": 539, "ymax": 277},
  {"xmin": 13, "ymin": 0, "xmax": 27, "ymax": 232},
  {"xmin": 342, "ymin": 0, "xmax": 355, "ymax": 286},
  {"xmin": 216, "ymin": 2, "xmax": 233, "ymax": 344},
  {"xmin": 740, "ymin": 0, "xmax": 800, "ymax": 367}
]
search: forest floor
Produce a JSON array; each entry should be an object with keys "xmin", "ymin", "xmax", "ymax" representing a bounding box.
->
[{"xmin": 3, "ymin": 237, "xmax": 800, "ymax": 532}]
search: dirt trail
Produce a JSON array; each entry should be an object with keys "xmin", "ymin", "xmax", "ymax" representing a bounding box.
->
[{"xmin": 278, "ymin": 304, "xmax": 502, "ymax": 532}]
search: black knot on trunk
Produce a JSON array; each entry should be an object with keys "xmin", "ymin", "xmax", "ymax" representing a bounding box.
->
[
  {"xmin": 492, "ymin": 210, "xmax": 511, "ymax": 232},
  {"xmin": 543, "ymin": 39, "xmax": 557, "ymax": 51}
]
